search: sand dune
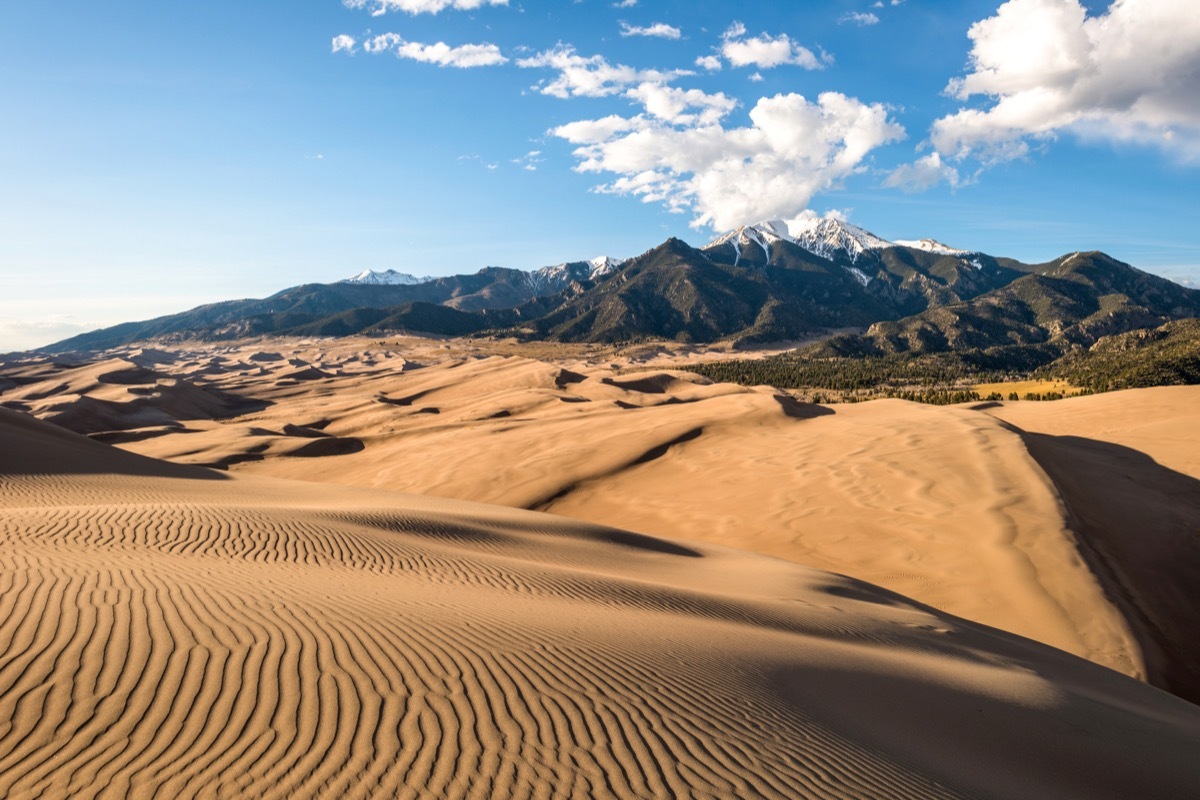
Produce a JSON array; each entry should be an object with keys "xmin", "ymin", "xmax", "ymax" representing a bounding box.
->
[
  {"xmin": 987, "ymin": 389, "xmax": 1200, "ymax": 702},
  {"xmin": 4, "ymin": 341, "xmax": 1200, "ymax": 703},
  {"xmin": 30, "ymin": 345, "xmax": 1141, "ymax": 675},
  {"xmin": 2, "ymin": 408, "xmax": 1199, "ymax": 798}
]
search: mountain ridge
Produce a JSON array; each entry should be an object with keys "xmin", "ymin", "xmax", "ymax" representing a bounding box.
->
[{"xmin": 37, "ymin": 220, "xmax": 1200, "ymax": 361}]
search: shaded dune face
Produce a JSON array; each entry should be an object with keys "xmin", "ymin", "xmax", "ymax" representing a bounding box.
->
[
  {"xmin": 1, "ymin": 413, "xmax": 1200, "ymax": 799},
  {"xmin": 988, "ymin": 390, "xmax": 1200, "ymax": 704},
  {"xmin": 8, "ymin": 345, "xmax": 1200, "ymax": 702}
]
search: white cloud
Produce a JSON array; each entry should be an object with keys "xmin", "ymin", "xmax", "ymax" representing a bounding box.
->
[
  {"xmin": 695, "ymin": 55, "xmax": 722, "ymax": 71},
  {"xmin": 363, "ymin": 33, "xmax": 404, "ymax": 53},
  {"xmin": 517, "ymin": 46, "xmax": 684, "ymax": 98},
  {"xmin": 362, "ymin": 34, "xmax": 506, "ymax": 67},
  {"xmin": 720, "ymin": 22, "xmax": 825, "ymax": 70},
  {"xmin": 342, "ymin": 0, "xmax": 507, "ymax": 15},
  {"xmin": 884, "ymin": 152, "xmax": 961, "ymax": 192},
  {"xmin": 331, "ymin": 34, "xmax": 357, "ymax": 54},
  {"xmin": 625, "ymin": 83, "xmax": 737, "ymax": 126},
  {"xmin": 724, "ymin": 21, "xmax": 747, "ymax": 39},
  {"xmin": 511, "ymin": 149, "xmax": 545, "ymax": 171},
  {"xmin": 619, "ymin": 22, "xmax": 681, "ymax": 40},
  {"xmin": 552, "ymin": 91, "xmax": 904, "ymax": 230},
  {"xmin": 396, "ymin": 41, "xmax": 507, "ymax": 67},
  {"xmin": 613, "ymin": 0, "xmax": 638, "ymax": 6},
  {"xmin": 932, "ymin": 0, "xmax": 1200, "ymax": 164},
  {"xmin": 840, "ymin": 12, "xmax": 880, "ymax": 26},
  {"xmin": 554, "ymin": 114, "xmax": 650, "ymax": 144}
]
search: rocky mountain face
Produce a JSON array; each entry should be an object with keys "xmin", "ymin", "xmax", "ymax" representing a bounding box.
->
[
  {"xmin": 809, "ymin": 251, "xmax": 1200, "ymax": 359},
  {"xmin": 41, "ymin": 220, "xmax": 1199, "ymax": 360}
]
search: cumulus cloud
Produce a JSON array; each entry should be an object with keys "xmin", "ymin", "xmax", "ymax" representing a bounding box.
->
[
  {"xmin": 362, "ymin": 34, "xmax": 506, "ymax": 66},
  {"xmin": 342, "ymin": 0, "xmax": 507, "ymax": 15},
  {"xmin": 884, "ymin": 152, "xmax": 961, "ymax": 192},
  {"xmin": 695, "ymin": 55, "xmax": 722, "ymax": 71},
  {"xmin": 331, "ymin": 34, "xmax": 357, "ymax": 54},
  {"xmin": 619, "ymin": 22, "xmax": 681, "ymax": 39},
  {"xmin": 932, "ymin": 0, "xmax": 1200, "ymax": 164},
  {"xmin": 720, "ymin": 22, "xmax": 826, "ymax": 70},
  {"xmin": 625, "ymin": 83, "xmax": 737, "ymax": 126},
  {"xmin": 517, "ymin": 46, "xmax": 684, "ymax": 98},
  {"xmin": 362, "ymin": 33, "xmax": 404, "ymax": 53},
  {"xmin": 840, "ymin": 12, "xmax": 880, "ymax": 26},
  {"xmin": 551, "ymin": 91, "xmax": 904, "ymax": 230},
  {"xmin": 519, "ymin": 43, "xmax": 735, "ymax": 128}
]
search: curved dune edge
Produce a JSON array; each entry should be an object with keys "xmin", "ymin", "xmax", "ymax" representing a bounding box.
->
[
  {"xmin": 2, "ymin": 410, "xmax": 1200, "ymax": 799},
  {"xmin": 987, "ymin": 388, "xmax": 1200, "ymax": 703},
  {"xmin": 3, "ymin": 344, "xmax": 1179, "ymax": 691}
]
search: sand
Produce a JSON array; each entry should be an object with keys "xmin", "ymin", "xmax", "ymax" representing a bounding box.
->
[
  {"xmin": 985, "ymin": 389, "xmax": 1200, "ymax": 702},
  {"xmin": 2, "ymin": 406, "xmax": 1200, "ymax": 798},
  {"xmin": 6, "ymin": 340, "xmax": 1200, "ymax": 696},
  {"xmin": 4, "ymin": 342, "xmax": 1154, "ymax": 685}
]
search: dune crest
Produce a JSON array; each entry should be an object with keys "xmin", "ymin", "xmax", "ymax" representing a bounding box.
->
[
  {"xmin": 4, "ymin": 341, "xmax": 1194, "ymax": 695},
  {"xmin": 2, "ymin": 409, "xmax": 1200, "ymax": 798}
]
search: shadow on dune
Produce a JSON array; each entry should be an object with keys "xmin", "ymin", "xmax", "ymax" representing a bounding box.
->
[
  {"xmin": 1016, "ymin": 431, "xmax": 1200, "ymax": 704},
  {"xmin": 0, "ymin": 408, "xmax": 228, "ymax": 481},
  {"xmin": 602, "ymin": 374, "xmax": 691, "ymax": 394},
  {"xmin": 773, "ymin": 394, "xmax": 836, "ymax": 419},
  {"xmin": 589, "ymin": 529, "xmax": 703, "ymax": 557}
]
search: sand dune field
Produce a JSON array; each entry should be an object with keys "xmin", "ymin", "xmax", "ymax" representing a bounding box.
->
[
  {"xmin": 7, "ymin": 339, "xmax": 1195, "ymax": 696},
  {"xmin": 2, "ymin": 404, "xmax": 1200, "ymax": 798},
  {"xmin": 3, "ymin": 337, "xmax": 1200, "ymax": 796}
]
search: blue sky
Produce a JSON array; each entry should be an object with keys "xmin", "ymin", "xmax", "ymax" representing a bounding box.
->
[{"xmin": 2, "ymin": 0, "xmax": 1198, "ymax": 350}]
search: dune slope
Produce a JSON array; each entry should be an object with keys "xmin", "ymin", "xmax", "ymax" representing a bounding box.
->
[
  {"xmin": 2, "ymin": 409, "xmax": 1200, "ymax": 799},
  {"xmin": 988, "ymin": 388, "xmax": 1200, "ymax": 702},
  {"xmin": 0, "ymin": 344, "xmax": 1170, "ymax": 690}
]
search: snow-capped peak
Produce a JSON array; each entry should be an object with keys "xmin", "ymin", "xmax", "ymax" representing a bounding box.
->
[
  {"xmin": 706, "ymin": 220, "xmax": 793, "ymax": 249},
  {"xmin": 787, "ymin": 216, "xmax": 893, "ymax": 263},
  {"xmin": 588, "ymin": 256, "xmax": 623, "ymax": 279},
  {"xmin": 705, "ymin": 221, "xmax": 793, "ymax": 265},
  {"xmin": 893, "ymin": 238, "xmax": 972, "ymax": 256},
  {"xmin": 528, "ymin": 256, "xmax": 624, "ymax": 293},
  {"xmin": 707, "ymin": 217, "xmax": 894, "ymax": 265},
  {"xmin": 342, "ymin": 269, "xmax": 433, "ymax": 286}
]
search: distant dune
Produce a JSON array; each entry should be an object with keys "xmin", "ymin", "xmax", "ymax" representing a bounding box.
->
[{"xmin": 2, "ymin": 406, "xmax": 1200, "ymax": 798}]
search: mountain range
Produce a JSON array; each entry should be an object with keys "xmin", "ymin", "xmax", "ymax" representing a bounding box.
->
[{"xmin": 43, "ymin": 219, "xmax": 1200, "ymax": 371}]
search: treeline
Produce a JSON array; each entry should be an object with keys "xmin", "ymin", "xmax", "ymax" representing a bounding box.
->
[
  {"xmin": 689, "ymin": 351, "xmax": 1020, "ymax": 392},
  {"xmin": 688, "ymin": 319, "xmax": 1200, "ymax": 405},
  {"xmin": 1035, "ymin": 318, "xmax": 1200, "ymax": 391}
]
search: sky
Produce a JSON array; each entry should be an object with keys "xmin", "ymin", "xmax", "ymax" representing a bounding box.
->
[{"xmin": 1, "ymin": 0, "xmax": 1198, "ymax": 351}]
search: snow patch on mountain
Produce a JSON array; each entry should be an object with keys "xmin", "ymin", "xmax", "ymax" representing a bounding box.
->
[
  {"xmin": 894, "ymin": 238, "xmax": 972, "ymax": 256},
  {"xmin": 345, "ymin": 257, "xmax": 621, "ymax": 293},
  {"xmin": 528, "ymin": 257, "xmax": 625, "ymax": 293},
  {"xmin": 706, "ymin": 220, "xmax": 793, "ymax": 265},
  {"xmin": 788, "ymin": 217, "xmax": 893, "ymax": 263},
  {"xmin": 588, "ymin": 256, "xmax": 623, "ymax": 279},
  {"xmin": 342, "ymin": 269, "xmax": 433, "ymax": 286},
  {"xmin": 708, "ymin": 217, "xmax": 895, "ymax": 262},
  {"xmin": 847, "ymin": 267, "xmax": 872, "ymax": 287}
]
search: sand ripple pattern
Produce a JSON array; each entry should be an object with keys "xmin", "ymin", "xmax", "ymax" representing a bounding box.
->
[{"xmin": 2, "ymin": 465, "xmax": 1199, "ymax": 799}]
